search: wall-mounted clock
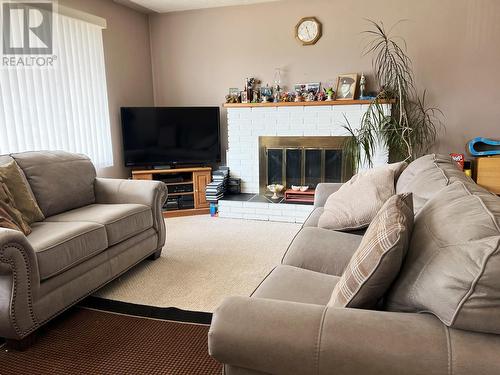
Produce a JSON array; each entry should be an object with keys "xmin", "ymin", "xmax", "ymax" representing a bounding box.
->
[{"xmin": 295, "ymin": 17, "xmax": 322, "ymax": 46}]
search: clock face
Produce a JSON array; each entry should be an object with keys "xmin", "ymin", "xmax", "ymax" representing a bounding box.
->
[{"xmin": 296, "ymin": 17, "xmax": 321, "ymax": 45}]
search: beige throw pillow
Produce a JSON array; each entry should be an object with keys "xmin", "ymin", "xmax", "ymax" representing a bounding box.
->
[
  {"xmin": 0, "ymin": 161, "xmax": 44, "ymax": 224},
  {"xmin": 329, "ymin": 193, "xmax": 414, "ymax": 308},
  {"xmin": 0, "ymin": 181, "xmax": 32, "ymax": 235},
  {"xmin": 318, "ymin": 164, "xmax": 401, "ymax": 231}
]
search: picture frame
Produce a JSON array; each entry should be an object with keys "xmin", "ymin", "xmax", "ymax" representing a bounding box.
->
[
  {"xmin": 294, "ymin": 82, "xmax": 321, "ymax": 97},
  {"xmin": 335, "ymin": 73, "xmax": 358, "ymax": 100},
  {"xmin": 240, "ymin": 91, "xmax": 248, "ymax": 104}
]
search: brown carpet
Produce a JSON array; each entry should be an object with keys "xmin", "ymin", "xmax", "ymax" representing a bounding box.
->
[{"xmin": 0, "ymin": 308, "xmax": 221, "ymax": 375}]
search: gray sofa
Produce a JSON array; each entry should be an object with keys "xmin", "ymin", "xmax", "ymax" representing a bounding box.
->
[
  {"xmin": 209, "ymin": 154, "xmax": 500, "ymax": 375},
  {"xmin": 0, "ymin": 151, "xmax": 167, "ymax": 342}
]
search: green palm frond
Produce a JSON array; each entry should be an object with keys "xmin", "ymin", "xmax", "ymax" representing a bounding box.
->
[{"xmin": 345, "ymin": 20, "xmax": 444, "ymax": 169}]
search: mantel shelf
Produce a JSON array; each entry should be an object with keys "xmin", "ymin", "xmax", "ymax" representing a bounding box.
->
[{"xmin": 223, "ymin": 99, "xmax": 395, "ymax": 108}]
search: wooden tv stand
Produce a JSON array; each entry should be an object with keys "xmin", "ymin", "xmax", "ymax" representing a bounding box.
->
[{"xmin": 132, "ymin": 167, "xmax": 212, "ymax": 218}]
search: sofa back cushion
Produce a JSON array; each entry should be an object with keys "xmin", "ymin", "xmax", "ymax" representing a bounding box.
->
[
  {"xmin": 386, "ymin": 181, "xmax": 500, "ymax": 334},
  {"xmin": 12, "ymin": 151, "xmax": 96, "ymax": 217},
  {"xmin": 329, "ymin": 193, "xmax": 414, "ymax": 309},
  {"xmin": 396, "ymin": 154, "xmax": 471, "ymax": 213}
]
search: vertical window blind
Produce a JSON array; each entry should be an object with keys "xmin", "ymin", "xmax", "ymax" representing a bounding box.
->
[{"xmin": 0, "ymin": 13, "xmax": 113, "ymax": 168}]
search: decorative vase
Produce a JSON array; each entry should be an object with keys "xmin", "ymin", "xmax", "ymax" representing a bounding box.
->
[{"xmin": 267, "ymin": 184, "xmax": 284, "ymax": 199}]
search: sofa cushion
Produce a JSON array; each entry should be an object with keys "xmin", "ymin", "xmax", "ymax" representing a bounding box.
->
[
  {"xmin": 396, "ymin": 154, "xmax": 471, "ymax": 213},
  {"xmin": 28, "ymin": 221, "xmax": 108, "ymax": 280},
  {"xmin": 329, "ymin": 193, "xmax": 414, "ymax": 309},
  {"xmin": 252, "ymin": 265, "xmax": 340, "ymax": 305},
  {"xmin": 45, "ymin": 204, "xmax": 153, "ymax": 246},
  {"xmin": 12, "ymin": 151, "xmax": 96, "ymax": 217},
  {"xmin": 0, "ymin": 160, "xmax": 44, "ymax": 224},
  {"xmin": 302, "ymin": 207, "xmax": 323, "ymax": 227},
  {"xmin": 387, "ymin": 181, "xmax": 500, "ymax": 334},
  {"xmin": 318, "ymin": 166, "xmax": 395, "ymax": 231},
  {"xmin": 282, "ymin": 227, "xmax": 363, "ymax": 276}
]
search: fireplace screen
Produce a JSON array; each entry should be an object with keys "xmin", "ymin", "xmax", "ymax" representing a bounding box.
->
[{"xmin": 259, "ymin": 136, "xmax": 352, "ymax": 194}]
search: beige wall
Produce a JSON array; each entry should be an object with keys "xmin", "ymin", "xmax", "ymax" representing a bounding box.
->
[
  {"xmin": 149, "ymin": 0, "xmax": 500, "ymax": 159},
  {"xmin": 60, "ymin": 0, "xmax": 154, "ymax": 178}
]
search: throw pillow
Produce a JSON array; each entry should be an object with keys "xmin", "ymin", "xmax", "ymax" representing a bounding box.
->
[
  {"xmin": 318, "ymin": 164, "xmax": 398, "ymax": 231},
  {"xmin": 328, "ymin": 193, "xmax": 414, "ymax": 308},
  {"xmin": 0, "ymin": 160, "xmax": 44, "ymax": 224},
  {"xmin": 386, "ymin": 181, "xmax": 500, "ymax": 335},
  {"xmin": 0, "ymin": 182, "xmax": 32, "ymax": 235}
]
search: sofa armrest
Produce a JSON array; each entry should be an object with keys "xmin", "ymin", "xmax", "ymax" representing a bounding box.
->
[
  {"xmin": 94, "ymin": 178, "xmax": 168, "ymax": 249},
  {"xmin": 210, "ymin": 297, "xmax": 500, "ymax": 375},
  {"xmin": 209, "ymin": 296, "xmax": 326, "ymax": 375},
  {"xmin": 314, "ymin": 183, "xmax": 342, "ymax": 208},
  {"xmin": 0, "ymin": 228, "xmax": 40, "ymax": 339}
]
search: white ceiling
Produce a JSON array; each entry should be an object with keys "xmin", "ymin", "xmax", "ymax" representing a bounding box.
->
[{"xmin": 121, "ymin": 0, "xmax": 282, "ymax": 13}]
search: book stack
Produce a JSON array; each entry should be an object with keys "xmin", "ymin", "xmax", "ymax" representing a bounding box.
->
[{"xmin": 206, "ymin": 167, "xmax": 230, "ymax": 202}]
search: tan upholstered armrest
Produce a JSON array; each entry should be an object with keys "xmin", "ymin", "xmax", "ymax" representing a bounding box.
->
[
  {"xmin": 94, "ymin": 178, "xmax": 168, "ymax": 249},
  {"xmin": 314, "ymin": 183, "xmax": 343, "ymax": 208},
  {"xmin": 209, "ymin": 296, "xmax": 500, "ymax": 375},
  {"xmin": 0, "ymin": 228, "xmax": 40, "ymax": 339},
  {"xmin": 209, "ymin": 296, "xmax": 325, "ymax": 375},
  {"xmin": 94, "ymin": 178, "xmax": 167, "ymax": 207}
]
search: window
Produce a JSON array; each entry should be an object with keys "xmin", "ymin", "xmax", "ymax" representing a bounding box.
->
[{"xmin": 0, "ymin": 12, "xmax": 113, "ymax": 168}]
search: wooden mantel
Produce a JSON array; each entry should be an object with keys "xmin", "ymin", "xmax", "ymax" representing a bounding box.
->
[{"xmin": 223, "ymin": 99, "xmax": 394, "ymax": 108}]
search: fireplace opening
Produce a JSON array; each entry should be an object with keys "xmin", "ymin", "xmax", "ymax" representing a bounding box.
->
[{"xmin": 259, "ymin": 136, "xmax": 353, "ymax": 194}]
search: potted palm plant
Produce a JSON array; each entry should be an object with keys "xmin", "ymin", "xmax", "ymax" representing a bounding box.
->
[{"xmin": 344, "ymin": 20, "xmax": 444, "ymax": 169}]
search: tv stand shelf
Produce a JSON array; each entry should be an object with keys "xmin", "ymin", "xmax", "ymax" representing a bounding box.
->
[{"xmin": 132, "ymin": 167, "xmax": 212, "ymax": 218}]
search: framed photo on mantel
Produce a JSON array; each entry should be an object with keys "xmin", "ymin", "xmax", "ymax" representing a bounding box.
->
[{"xmin": 335, "ymin": 73, "xmax": 359, "ymax": 100}]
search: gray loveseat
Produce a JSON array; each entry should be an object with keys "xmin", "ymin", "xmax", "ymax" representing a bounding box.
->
[
  {"xmin": 0, "ymin": 151, "xmax": 167, "ymax": 342},
  {"xmin": 209, "ymin": 154, "xmax": 500, "ymax": 375}
]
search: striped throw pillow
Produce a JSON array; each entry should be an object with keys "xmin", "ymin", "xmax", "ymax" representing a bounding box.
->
[{"xmin": 329, "ymin": 193, "xmax": 413, "ymax": 308}]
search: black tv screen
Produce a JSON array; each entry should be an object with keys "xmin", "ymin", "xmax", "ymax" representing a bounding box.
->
[{"xmin": 121, "ymin": 107, "xmax": 221, "ymax": 167}]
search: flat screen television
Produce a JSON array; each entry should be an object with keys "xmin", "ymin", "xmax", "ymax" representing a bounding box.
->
[{"xmin": 121, "ymin": 107, "xmax": 221, "ymax": 167}]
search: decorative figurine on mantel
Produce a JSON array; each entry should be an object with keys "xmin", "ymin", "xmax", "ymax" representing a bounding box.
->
[
  {"xmin": 251, "ymin": 89, "xmax": 260, "ymax": 103},
  {"xmin": 359, "ymin": 73, "xmax": 366, "ymax": 99},
  {"xmin": 280, "ymin": 92, "xmax": 294, "ymax": 102},
  {"xmin": 245, "ymin": 77, "xmax": 260, "ymax": 103},
  {"xmin": 272, "ymin": 68, "xmax": 282, "ymax": 103},
  {"xmin": 294, "ymin": 86, "xmax": 303, "ymax": 102},
  {"xmin": 324, "ymin": 87, "xmax": 335, "ymax": 101},
  {"xmin": 260, "ymin": 85, "xmax": 272, "ymax": 103}
]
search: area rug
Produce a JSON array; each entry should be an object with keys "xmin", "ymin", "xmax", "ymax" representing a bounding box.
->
[
  {"xmin": 0, "ymin": 308, "xmax": 221, "ymax": 375},
  {"xmin": 93, "ymin": 215, "xmax": 301, "ymax": 313}
]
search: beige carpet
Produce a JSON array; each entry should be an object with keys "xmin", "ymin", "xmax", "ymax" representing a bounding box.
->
[{"xmin": 94, "ymin": 216, "xmax": 300, "ymax": 312}]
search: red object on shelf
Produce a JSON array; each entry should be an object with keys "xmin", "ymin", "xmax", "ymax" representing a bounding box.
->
[
  {"xmin": 284, "ymin": 189, "xmax": 315, "ymax": 203},
  {"xmin": 450, "ymin": 153, "xmax": 465, "ymax": 170}
]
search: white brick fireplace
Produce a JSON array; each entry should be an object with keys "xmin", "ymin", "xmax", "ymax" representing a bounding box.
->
[{"xmin": 219, "ymin": 102, "xmax": 391, "ymax": 223}]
